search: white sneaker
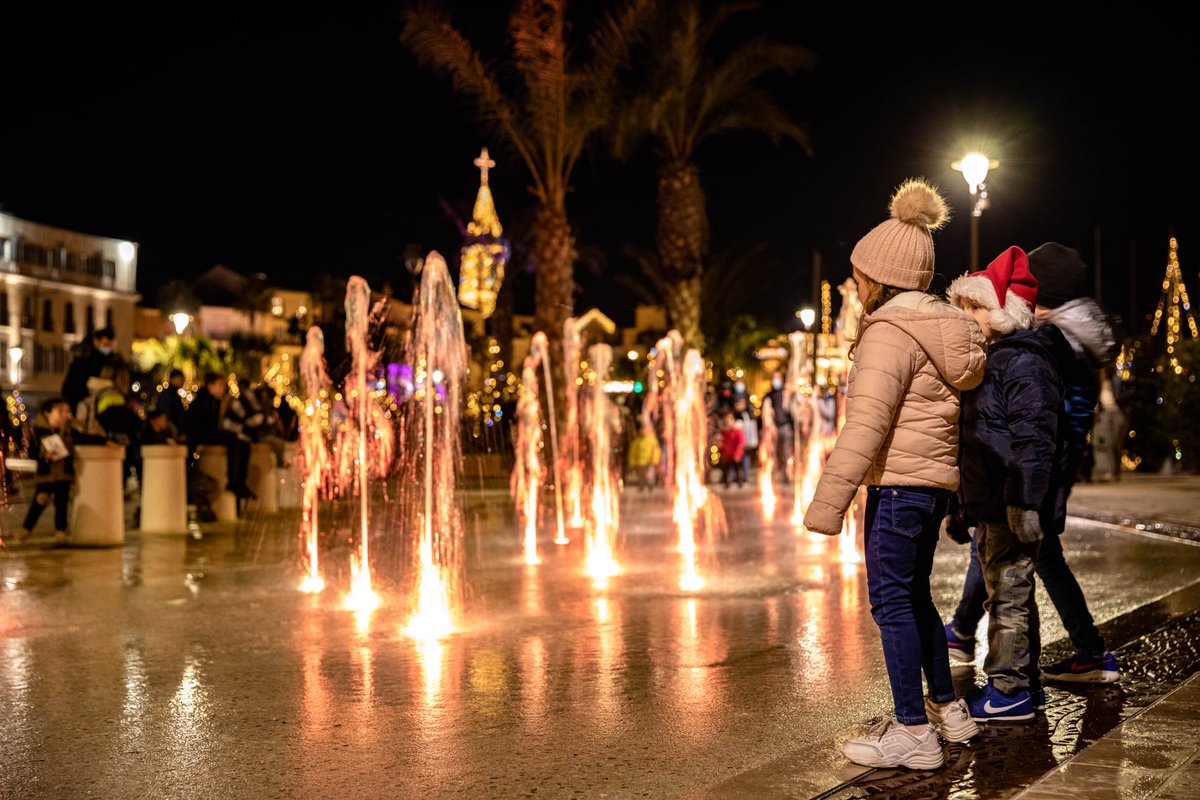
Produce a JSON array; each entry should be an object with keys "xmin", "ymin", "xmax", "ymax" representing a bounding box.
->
[
  {"xmin": 925, "ymin": 697, "xmax": 980, "ymax": 743},
  {"xmin": 52, "ymin": 531, "xmax": 69, "ymax": 546},
  {"xmin": 843, "ymin": 718, "xmax": 944, "ymax": 770}
]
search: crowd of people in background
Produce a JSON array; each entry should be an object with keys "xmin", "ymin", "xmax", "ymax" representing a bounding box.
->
[{"xmin": 5, "ymin": 326, "xmax": 299, "ymax": 544}]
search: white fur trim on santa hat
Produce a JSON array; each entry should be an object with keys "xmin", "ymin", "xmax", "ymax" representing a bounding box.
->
[{"xmin": 947, "ymin": 274, "xmax": 1034, "ymax": 334}]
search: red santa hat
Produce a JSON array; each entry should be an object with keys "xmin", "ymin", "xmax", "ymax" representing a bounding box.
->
[{"xmin": 947, "ymin": 245, "xmax": 1038, "ymax": 333}]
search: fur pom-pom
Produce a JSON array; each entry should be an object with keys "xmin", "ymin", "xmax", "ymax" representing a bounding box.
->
[{"xmin": 889, "ymin": 178, "xmax": 949, "ymax": 231}]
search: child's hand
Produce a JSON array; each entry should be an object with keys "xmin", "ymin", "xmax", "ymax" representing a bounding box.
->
[{"xmin": 1006, "ymin": 506, "xmax": 1043, "ymax": 544}]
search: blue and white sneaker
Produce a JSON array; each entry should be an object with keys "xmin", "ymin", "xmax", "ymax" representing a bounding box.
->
[
  {"xmin": 968, "ymin": 682, "xmax": 1035, "ymax": 723},
  {"xmin": 945, "ymin": 623, "xmax": 975, "ymax": 664},
  {"xmin": 1041, "ymin": 651, "xmax": 1120, "ymax": 683}
]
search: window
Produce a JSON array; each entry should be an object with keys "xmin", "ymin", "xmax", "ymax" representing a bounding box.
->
[
  {"xmin": 42, "ymin": 299, "xmax": 54, "ymax": 332},
  {"xmin": 0, "ymin": 237, "xmax": 9, "ymax": 261},
  {"xmin": 0, "ymin": 292, "xmax": 7, "ymax": 326},
  {"xmin": 86, "ymin": 305, "xmax": 95, "ymax": 333},
  {"xmin": 64, "ymin": 301, "xmax": 76, "ymax": 334},
  {"xmin": 106, "ymin": 308, "xmax": 114, "ymax": 329},
  {"xmin": 22, "ymin": 296, "xmax": 33, "ymax": 328}
]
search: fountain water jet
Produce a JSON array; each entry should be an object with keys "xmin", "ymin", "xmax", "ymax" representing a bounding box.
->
[
  {"xmin": 344, "ymin": 276, "xmax": 380, "ymax": 612},
  {"xmin": 583, "ymin": 344, "xmax": 621, "ymax": 588},
  {"xmin": 562, "ymin": 319, "xmax": 585, "ymax": 529},
  {"xmin": 758, "ymin": 396, "xmax": 778, "ymax": 520},
  {"xmin": 673, "ymin": 349, "xmax": 708, "ymax": 592},
  {"xmin": 402, "ymin": 252, "xmax": 467, "ymax": 640},
  {"xmin": 531, "ymin": 333, "xmax": 568, "ymax": 545},
  {"xmin": 512, "ymin": 349, "xmax": 545, "ymax": 565},
  {"xmin": 298, "ymin": 326, "xmax": 331, "ymax": 593}
]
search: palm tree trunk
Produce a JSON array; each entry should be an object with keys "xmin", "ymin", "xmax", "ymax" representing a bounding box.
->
[
  {"xmin": 657, "ymin": 159, "xmax": 708, "ymax": 350},
  {"xmin": 534, "ymin": 202, "xmax": 576, "ymax": 424}
]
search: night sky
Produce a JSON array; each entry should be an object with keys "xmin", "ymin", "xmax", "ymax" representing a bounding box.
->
[{"xmin": 5, "ymin": 3, "xmax": 1196, "ymax": 336}]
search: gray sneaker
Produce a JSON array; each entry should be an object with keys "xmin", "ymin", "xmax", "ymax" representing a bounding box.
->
[
  {"xmin": 924, "ymin": 697, "xmax": 980, "ymax": 743},
  {"xmin": 843, "ymin": 718, "xmax": 944, "ymax": 770}
]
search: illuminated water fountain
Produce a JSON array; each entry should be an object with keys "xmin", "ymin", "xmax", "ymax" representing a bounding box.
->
[
  {"xmin": 673, "ymin": 349, "xmax": 709, "ymax": 592},
  {"xmin": 583, "ymin": 343, "xmax": 621, "ymax": 588},
  {"xmin": 298, "ymin": 326, "xmax": 331, "ymax": 593},
  {"xmin": 512, "ymin": 343, "xmax": 546, "ymax": 565},
  {"xmin": 561, "ymin": 318, "xmax": 586, "ymax": 530},
  {"xmin": 758, "ymin": 396, "xmax": 777, "ymax": 520},
  {"xmin": 402, "ymin": 251, "xmax": 467, "ymax": 640},
  {"xmin": 344, "ymin": 276, "xmax": 381, "ymax": 613}
]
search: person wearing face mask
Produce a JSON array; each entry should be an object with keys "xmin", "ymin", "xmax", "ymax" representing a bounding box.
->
[
  {"xmin": 762, "ymin": 371, "xmax": 794, "ymax": 480},
  {"xmin": 62, "ymin": 326, "xmax": 126, "ymax": 410}
]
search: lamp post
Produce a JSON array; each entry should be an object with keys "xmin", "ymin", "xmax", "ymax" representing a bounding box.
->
[
  {"xmin": 170, "ymin": 312, "xmax": 191, "ymax": 336},
  {"xmin": 8, "ymin": 345, "xmax": 22, "ymax": 387},
  {"xmin": 952, "ymin": 152, "xmax": 998, "ymax": 270}
]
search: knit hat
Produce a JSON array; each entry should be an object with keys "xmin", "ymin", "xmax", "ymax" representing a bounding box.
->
[
  {"xmin": 947, "ymin": 245, "xmax": 1038, "ymax": 334},
  {"xmin": 850, "ymin": 178, "xmax": 949, "ymax": 290},
  {"xmin": 1026, "ymin": 242, "xmax": 1089, "ymax": 308}
]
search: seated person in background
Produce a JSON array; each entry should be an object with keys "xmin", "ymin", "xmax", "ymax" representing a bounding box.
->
[
  {"xmin": 16, "ymin": 397, "xmax": 76, "ymax": 546},
  {"xmin": 185, "ymin": 372, "xmax": 253, "ymax": 499},
  {"xmin": 141, "ymin": 409, "xmax": 180, "ymax": 445},
  {"xmin": 157, "ymin": 369, "xmax": 187, "ymax": 432}
]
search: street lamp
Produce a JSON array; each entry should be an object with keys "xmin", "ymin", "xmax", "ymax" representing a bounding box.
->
[
  {"xmin": 798, "ymin": 308, "xmax": 816, "ymax": 331},
  {"xmin": 8, "ymin": 345, "xmax": 23, "ymax": 386},
  {"xmin": 170, "ymin": 312, "xmax": 190, "ymax": 336},
  {"xmin": 952, "ymin": 152, "xmax": 999, "ymax": 270}
]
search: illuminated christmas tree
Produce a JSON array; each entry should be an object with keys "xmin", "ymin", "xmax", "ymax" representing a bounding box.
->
[
  {"xmin": 1122, "ymin": 236, "xmax": 1200, "ymax": 471},
  {"xmin": 458, "ymin": 147, "xmax": 509, "ymax": 318}
]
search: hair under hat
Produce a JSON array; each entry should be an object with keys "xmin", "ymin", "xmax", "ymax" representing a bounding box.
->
[
  {"xmin": 947, "ymin": 245, "xmax": 1038, "ymax": 334},
  {"xmin": 850, "ymin": 178, "xmax": 949, "ymax": 291},
  {"xmin": 1026, "ymin": 242, "xmax": 1089, "ymax": 308}
]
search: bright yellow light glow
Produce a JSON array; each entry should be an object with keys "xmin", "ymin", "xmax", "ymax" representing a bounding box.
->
[{"xmin": 955, "ymin": 152, "xmax": 991, "ymax": 193}]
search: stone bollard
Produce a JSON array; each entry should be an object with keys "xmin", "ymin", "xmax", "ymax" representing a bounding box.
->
[
  {"xmin": 277, "ymin": 453, "xmax": 302, "ymax": 510},
  {"xmin": 248, "ymin": 442, "xmax": 279, "ymax": 512},
  {"xmin": 140, "ymin": 444, "xmax": 188, "ymax": 533},
  {"xmin": 70, "ymin": 444, "xmax": 126, "ymax": 546},
  {"xmin": 196, "ymin": 444, "xmax": 238, "ymax": 522}
]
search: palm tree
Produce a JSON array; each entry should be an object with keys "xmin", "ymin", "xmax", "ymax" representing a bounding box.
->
[
  {"xmin": 400, "ymin": 0, "xmax": 651, "ymax": 357},
  {"xmin": 613, "ymin": 0, "xmax": 815, "ymax": 349}
]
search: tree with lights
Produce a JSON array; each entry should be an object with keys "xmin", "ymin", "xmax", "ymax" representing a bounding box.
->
[
  {"xmin": 1121, "ymin": 236, "xmax": 1200, "ymax": 472},
  {"xmin": 611, "ymin": 0, "xmax": 814, "ymax": 349}
]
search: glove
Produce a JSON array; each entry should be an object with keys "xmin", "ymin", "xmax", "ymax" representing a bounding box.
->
[
  {"xmin": 945, "ymin": 514, "xmax": 973, "ymax": 545},
  {"xmin": 1006, "ymin": 506, "xmax": 1044, "ymax": 544}
]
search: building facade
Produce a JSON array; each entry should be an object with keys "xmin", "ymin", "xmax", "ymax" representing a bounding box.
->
[{"xmin": 0, "ymin": 213, "xmax": 139, "ymax": 399}]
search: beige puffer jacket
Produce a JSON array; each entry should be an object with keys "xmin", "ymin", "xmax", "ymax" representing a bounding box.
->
[{"xmin": 803, "ymin": 291, "xmax": 986, "ymax": 535}]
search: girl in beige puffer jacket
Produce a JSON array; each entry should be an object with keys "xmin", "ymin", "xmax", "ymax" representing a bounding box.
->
[{"xmin": 803, "ymin": 179, "xmax": 987, "ymax": 770}]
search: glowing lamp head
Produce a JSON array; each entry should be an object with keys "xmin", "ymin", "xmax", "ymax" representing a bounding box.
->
[
  {"xmin": 8, "ymin": 346, "xmax": 23, "ymax": 366},
  {"xmin": 955, "ymin": 152, "xmax": 991, "ymax": 194},
  {"xmin": 118, "ymin": 241, "xmax": 136, "ymax": 261},
  {"xmin": 170, "ymin": 312, "xmax": 190, "ymax": 336},
  {"xmin": 799, "ymin": 308, "xmax": 816, "ymax": 329},
  {"xmin": 627, "ymin": 350, "xmax": 638, "ymax": 361}
]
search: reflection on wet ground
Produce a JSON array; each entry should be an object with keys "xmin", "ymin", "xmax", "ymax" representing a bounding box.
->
[{"xmin": 2, "ymin": 488, "xmax": 1199, "ymax": 799}]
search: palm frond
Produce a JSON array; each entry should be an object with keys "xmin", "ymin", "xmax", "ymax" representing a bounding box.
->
[
  {"xmin": 688, "ymin": 37, "xmax": 816, "ymax": 151},
  {"xmin": 509, "ymin": 0, "xmax": 567, "ymax": 182},
  {"xmin": 620, "ymin": 243, "xmax": 667, "ymax": 302},
  {"xmin": 400, "ymin": 3, "xmax": 547, "ymax": 196},
  {"xmin": 693, "ymin": 87, "xmax": 812, "ymax": 154}
]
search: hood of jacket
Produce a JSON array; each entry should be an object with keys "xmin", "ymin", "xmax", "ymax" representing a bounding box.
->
[
  {"xmin": 1036, "ymin": 297, "xmax": 1119, "ymax": 368},
  {"xmin": 858, "ymin": 291, "xmax": 987, "ymax": 392},
  {"xmin": 990, "ymin": 322, "xmax": 1075, "ymax": 376},
  {"xmin": 86, "ymin": 375, "xmax": 114, "ymax": 394}
]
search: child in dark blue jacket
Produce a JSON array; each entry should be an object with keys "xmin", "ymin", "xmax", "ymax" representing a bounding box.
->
[{"xmin": 947, "ymin": 246, "xmax": 1074, "ymax": 723}]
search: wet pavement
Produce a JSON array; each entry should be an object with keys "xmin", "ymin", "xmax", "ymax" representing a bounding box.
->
[{"xmin": 2, "ymin": 484, "xmax": 1199, "ymax": 799}]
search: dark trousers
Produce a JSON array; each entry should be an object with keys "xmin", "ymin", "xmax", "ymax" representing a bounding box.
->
[
  {"xmin": 952, "ymin": 527, "xmax": 1106, "ymax": 657},
  {"xmin": 865, "ymin": 485, "xmax": 956, "ymax": 724},
  {"xmin": 978, "ymin": 522, "xmax": 1041, "ymax": 694},
  {"xmin": 24, "ymin": 480, "xmax": 71, "ymax": 532},
  {"xmin": 721, "ymin": 460, "xmax": 745, "ymax": 487}
]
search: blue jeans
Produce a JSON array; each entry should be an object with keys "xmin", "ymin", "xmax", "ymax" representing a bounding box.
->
[
  {"xmin": 952, "ymin": 528, "xmax": 1106, "ymax": 657},
  {"xmin": 865, "ymin": 486, "xmax": 957, "ymax": 724}
]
